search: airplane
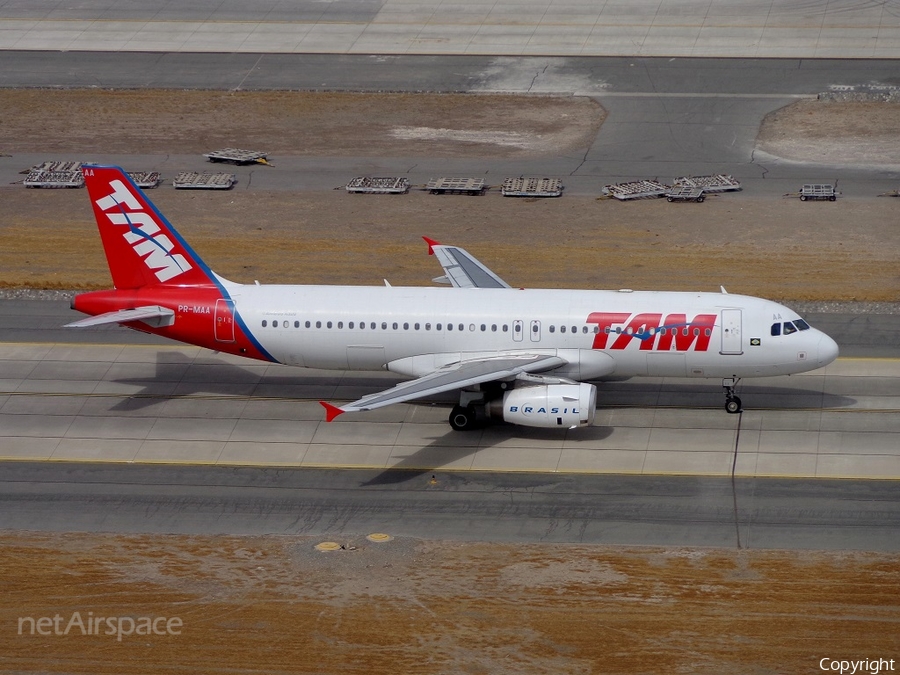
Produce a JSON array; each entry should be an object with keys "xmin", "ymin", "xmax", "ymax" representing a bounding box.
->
[{"xmin": 67, "ymin": 165, "xmax": 840, "ymax": 431}]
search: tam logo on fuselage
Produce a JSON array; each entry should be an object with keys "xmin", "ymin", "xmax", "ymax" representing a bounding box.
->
[
  {"xmin": 95, "ymin": 179, "xmax": 193, "ymax": 282},
  {"xmin": 587, "ymin": 312, "xmax": 717, "ymax": 352}
]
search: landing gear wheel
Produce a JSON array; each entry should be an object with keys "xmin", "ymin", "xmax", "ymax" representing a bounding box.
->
[
  {"xmin": 725, "ymin": 396, "xmax": 742, "ymax": 414},
  {"xmin": 449, "ymin": 405, "xmax": 478, "ymax": 431}
]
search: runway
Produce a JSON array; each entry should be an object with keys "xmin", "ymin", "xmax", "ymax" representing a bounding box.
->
[
  {"xmin": 1, "ymin": 461, "xmax": 899, "ymax": 551},
  {"xmin": 2, "ymin": 0, "xmax": 899, "ymax": 58},
  {"xmin": 2, "ymin": 301, "xmax": 898, "ymax": 480}
]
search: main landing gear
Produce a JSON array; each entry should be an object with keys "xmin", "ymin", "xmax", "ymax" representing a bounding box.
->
[
  {"xmin": 722, "ymin": 377, "xmax": 742, "ymax": 414},
  {"xmin": 449, "ymin": 405, "xmax": 478, "ymax": 431},
  {"xmin": 449, "ymin": 387, "xmax": 499, "ymax": 431}
]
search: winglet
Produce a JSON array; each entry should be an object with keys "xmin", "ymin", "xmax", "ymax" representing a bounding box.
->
[
  {"xmin": 423, "ymin": 236, "xmax": 441, "ymax": 256},
  {"xmin": 319, "ymin": 401, "xmax": 346, "ymax": 422}
]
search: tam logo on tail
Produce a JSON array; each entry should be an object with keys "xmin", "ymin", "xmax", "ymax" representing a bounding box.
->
[{"xmin": 92, "ymin": 174, "xmax": 193, "ymax": 283}]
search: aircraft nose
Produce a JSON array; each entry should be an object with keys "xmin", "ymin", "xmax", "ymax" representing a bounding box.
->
[{"xmin": 816, "ymin": 332, "xmax": 840, "ymax": 366}]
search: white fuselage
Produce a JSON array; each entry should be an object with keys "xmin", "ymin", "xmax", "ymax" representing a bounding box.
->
[{"xmin": 225, "ymin": 283, "xmax": 838, "ymax": 380}]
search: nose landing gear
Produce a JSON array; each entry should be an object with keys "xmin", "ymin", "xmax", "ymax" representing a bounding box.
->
[{"xmin": 723, "ymin": 377, "xmax": 742, "ymax": 414}]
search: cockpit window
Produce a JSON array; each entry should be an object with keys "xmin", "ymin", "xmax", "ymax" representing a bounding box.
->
[
  {"xmin": 794, "ymin": 319, "xmax": 810, "ymax": 331},
  {"xmin": 771, "ymin": 323, "xmax": 781, "ymax": 336},
  {"xmin": 783, "ymin": 321, "xmax": 798, "ymax": 335}
]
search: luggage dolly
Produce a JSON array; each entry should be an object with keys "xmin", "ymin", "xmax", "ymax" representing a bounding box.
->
[
  {"xmin": 665, "ymin": 186, "xmax": 706, "ymax": 203},
  {"xmin": 799, "ymin": 184, "xmax": 837, "ymax": 201}
]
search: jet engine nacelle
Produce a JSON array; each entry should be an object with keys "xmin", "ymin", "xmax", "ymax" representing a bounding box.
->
[{"xmin": 489, "ymin": 383, "xmax": 597, "ymax": 429}]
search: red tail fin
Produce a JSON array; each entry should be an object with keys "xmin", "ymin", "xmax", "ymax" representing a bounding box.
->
[{"xmin": 82, "ymin": 165, "xmax": 215, "ymax": 289}]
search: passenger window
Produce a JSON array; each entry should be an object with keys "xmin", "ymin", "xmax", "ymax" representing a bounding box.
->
[
  {"xmin": 693, "ymin": 328, "xmax": 699, "ymax": 336},
  {"xmin": 771, "ymin": 323, "xmax": 781, "ymax": 336},
  {"xmin": 491, "ymin": 324, "xmax": 497, "ymax": 332},
  {"xmin": 262, "ymin": 320, "xmax": 267, "ymax": 327},
  {"xmin": 327, "ymin": 321, "xmax": 332, "ymax": 329},
  {"xmin": 447, "ymin": 323, "xmax": 453, "ymax": 331},
  {"xmin": 349, "ymin": 322, "xmax": 354, "ymax": 329},
  {"xmin": 482, "ymin": 324, "xmax": 487, "ymax": 332},
  {"xmin": 705, "ymin": 328, "xmax": 711, "ymax": 336},
  {"xmin": 583, "ymin": 326, "xmax": 588, "ymax": 334},
  {"xmin": 316, "ymin": 321, "xmax": 322, "ymax": 329},
  {"xmin": 415, "ymin": 323, "xmax": 420, "ymax": 330},
  {"xmin": 370, "ymin": 322, "xmax": 376, "ymax": 330},
  {"xmin": 549, "ymin": 326, "xmax": 555, "ymax": 333},
  {"xmin": 404, "ymin": 322, "xmax": 409, "ymax": 330},
  {"xmin": 437, "ymin": 323, "xmax": 442, "ymax": 330},
  {"xmin": 502, "ymin": 325, "xmax": 508, "ymax": 332},
  {"xmin": 459, "ymin": 324, "xmax": 464, "ymax": 331},
  {"xmin": 294, "ymin": 321, "xmax": 299, "ymax": 328},
  {"xmin": 393, "ymin": 322, "xmax": 398, "ymax": 330},
  {"xmin": 338, "ymin": 321, "xmax": 343, "ymax": 329},
  {"xmin": 425, "ymin": 323, "xmax": 431, "ymax": 330},
  {"xmin": 561, "ymin": 326, "xmax": 566, "ymax": 333},
  {"xmin": 783, "ymin": 322, "xmax": 797, "ymax": 335}
]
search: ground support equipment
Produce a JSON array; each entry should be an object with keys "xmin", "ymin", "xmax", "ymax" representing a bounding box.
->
[
  {"xmin": 426, "ymin": 177, "xmax": 486, "ymax": 195},
  {"xmin": 23, "ymin": 161, "xmax": 84, "ymax": 188},
  {"xmin": 501, "ymin": 177, "xmax": 563, "ymax": 197},
  {"xmin": 345, "ymin": 177, "xmax": 409, "ymax": 194},
  {"xmin": 127, "ymin": 172, "xmax": 162, "ymax": 188},
  {"xmin": 799, "ymin": 184, "xmax": 837, "ymax": 201},
  {"xmin": 602, "ymin": 180, "xmax": 670, "ymax": 200},
  {"xmin": 665, "ymin": 187, "xmax": 706, "ymax": 203},
  {"xmin": 672, "ymin": 174, "xmax": 742, "ymax": 193},
  {"xmin": 203, "ymin": 149, "xmax": 269, "ymax": 165},
  {"xmin": 173, "ymin": 172, "xmax": 236, "ymax": 189}
]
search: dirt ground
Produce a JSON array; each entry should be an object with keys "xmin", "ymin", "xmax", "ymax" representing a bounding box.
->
[
  {"xmin": 0, "ymin": 89, "xmax": 602, "ymax": 158},
  {"xmin": 0, "ymin": 90, "xmax": 898, "ymax": 302},
  {"xmin": 1, "ymin": 187, "xmax": 897, "ymax": 302},
  {"xmin": 1, "ymin": 90, "xmax": 899, "ymax": 673},
  {"xmin": 2, "ymin": 532, "xmax": 899, "ymax": 675},
  {"xmin": 758, "ymin": 98, "xmax": 900, "ymax": 166}
]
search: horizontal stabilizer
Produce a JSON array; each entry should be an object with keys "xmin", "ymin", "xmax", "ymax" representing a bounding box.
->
[
  {"xmin": 65, "ymin": 305, "xmax": 175, "ymax": 328},
  {"xmin": 319, "ymin": 401, "xmax": 346, "ymax": 422}
]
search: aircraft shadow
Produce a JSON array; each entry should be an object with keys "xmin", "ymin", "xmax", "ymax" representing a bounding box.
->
[
  {"xmin": 109, "ymin": 352, "xmax": 857, "ymax": 413},
  {"xmin": 104, "ymin": 352, "xmax": 858, "ymax": 486},
  {"xmin": 360, "ymin": 423, "xmax": 617, "ymax": 487}
]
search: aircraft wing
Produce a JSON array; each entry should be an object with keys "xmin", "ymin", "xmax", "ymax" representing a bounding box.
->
[
  {"xmin": 320, "ymin": 353, "xmax": 565, "ymax": 421},
  {"xmin": 424, "ymin": 237, "xmax": 511, "ymax": 289},
  {"xmin": 65, "ymin": 305, "xmax": 175, "ymax": 328}
]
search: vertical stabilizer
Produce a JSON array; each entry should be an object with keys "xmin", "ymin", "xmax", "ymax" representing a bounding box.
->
[{"xmin": 82, "ymin": 165, "xmax": 215, "ymax": 289}]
